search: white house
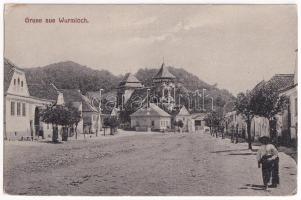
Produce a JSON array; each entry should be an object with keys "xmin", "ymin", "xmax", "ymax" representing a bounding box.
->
[
  {"xmin": 174, "ymin": 106, "xmax": 191, "ymax": 132},
  {"xmin": 4, "ymin": 59, "xmax": 56, "ymax": 140},
  {"xmin": 130, "ymin": 103, "xmax": 171, "ymax": 131}
]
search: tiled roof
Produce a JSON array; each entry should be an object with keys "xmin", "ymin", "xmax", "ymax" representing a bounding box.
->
[
  {"xmin": 266, "ymin": 74, "xmax": 294, "ymax": 91},
  {"xmin": 4, "ymin": 58, "xmax": 22, "ymax": 93},
  {"xmin": 118, "ymin": 73, "xmax": 143, "ymax": 88},
  {"xmin": 176, "ymin": 106, "xmax": 190, "ymax": 116},
  {"xmin": 153, "ymin": 63, "xmax": 176, "ymax": 80},
  {"xmin": 130, "ymin": 103, "xmax": 170, "ymax": 117},
  {"xmin": 27, "ymin": 83, "xmax": 59, "ymax": 101},
  {"xmin": 4, "ymin": 59, "xmax": 15, "ymax": 93},
  {"xmin": 60, "ymin": 89, "xmax": 83, "ymax": 103},
  {"xmin": 81, "ymin": 95, "xmax": 98, "ymax": 112}
]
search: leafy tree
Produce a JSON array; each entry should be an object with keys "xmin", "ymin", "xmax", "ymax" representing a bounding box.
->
[
  {"xmin": 234, "ymin": 84, "xmax": 288, "ymax": 149},
  {"xmin": 66, "ymin": 103, "xmax": 82, "ymax": 140},
  {"xmin": 103, "ymin": 116, "xmax": 119, "ymax": 135},
  {"xmin": 204, "ymin": 110, "xmax": 223, "ymax": 135},
  {"xmin": 177, "ymin": 120, "xmax": 184, "ymax": 128},
  {"xmin": 234, "ymin": 92, "xmax": 254, "ymax": 149},
  {"xmin": 41, "ymin": 104, "xmax": 81, "ymax": 142}
]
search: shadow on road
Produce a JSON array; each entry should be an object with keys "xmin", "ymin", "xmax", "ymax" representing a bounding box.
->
[
  {"xmin": 239, "ymin": 184, "xmax": 266, "ymax": 191},
  {"xmin": 228, "ymin": 152, "xmax": 257, "ymax": 156},
  {"xmin": 209, "ymin": 149, "xmax": 249, "ymax": 154}
]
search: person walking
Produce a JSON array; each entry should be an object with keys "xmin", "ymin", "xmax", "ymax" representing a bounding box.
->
[{"xmin": 256, "ymin": 136, "xmax": 279, "ymax": 189}]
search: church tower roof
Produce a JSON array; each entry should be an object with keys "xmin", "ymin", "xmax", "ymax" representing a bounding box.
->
[
  {"xmin": 152, "ymin": 62, "xmax": 176, "ymax": 82},
  {"xmin": 118, "ymin": 73, "xmax": 143, "ymax": 88}
]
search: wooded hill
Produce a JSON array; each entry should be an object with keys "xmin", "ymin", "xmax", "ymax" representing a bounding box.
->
[{"xmin": 24, "ymin": 61, "xmax": 234, "ymax": 110}]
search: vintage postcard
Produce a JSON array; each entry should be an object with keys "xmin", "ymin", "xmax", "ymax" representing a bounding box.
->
[{"xmin": 3, "ymin": 4, "xmax": 298, "ymax": 196}]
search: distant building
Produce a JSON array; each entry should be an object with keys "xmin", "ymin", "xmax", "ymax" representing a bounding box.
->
[
  {"xmin": 191, "ymin": 113, "xmax": 207, "ymax": 132},
  {"xmin": 173, "ymin": 106, "xmax": 191, "ymax": 132},
  {"xmin": 224, "ymin": 111, "xmax": 247, "ymax": 138},
  {"xmin": 60, "ymin": 89, "xmax": 101, "ymax": 135},
  {"xmin": 130, "ymin": 103, "xmax": 171, "ymax": 131},
  {"xmin": 117, "ymin": 73, "xmax": 143, "ymax": 108}
]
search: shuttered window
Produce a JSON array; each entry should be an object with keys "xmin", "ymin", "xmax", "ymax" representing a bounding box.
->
[{"xmin": 11, "ymin": 101, "xmax": 15, "ymax": 116}]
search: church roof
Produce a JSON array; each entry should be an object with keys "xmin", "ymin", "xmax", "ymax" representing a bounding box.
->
[
  {"xmin": 153, "ymin": 63, "xmax": 176, "ymax": 80},
  {"xmin": 118, "ymin": 73, "xmax": 143, "ymax": 88},
  {"xmin": 130, "ymin": 103, "xmax": 170, "ymax": 117}
]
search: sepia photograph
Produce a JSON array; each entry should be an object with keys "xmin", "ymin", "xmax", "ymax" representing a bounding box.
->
[{"xmin": 2, "ymin": 3, "xmax": 298, "ymax": 196}]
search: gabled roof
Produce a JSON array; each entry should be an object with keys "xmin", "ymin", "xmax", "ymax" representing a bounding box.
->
[
  {"xmin": 81, "ymin": 95, "xmax": 98, "ymax": 112},
  {"xmin": 191, "ymin": 112, "xmax": 207, "ymax": 120},
  {"xmin": 118, "ymin": 73, "xmax": 143, "ymax": 88},
  {"xmin": 27, "ymin": 83, "xmax": 59, "ymax": 101},
  {"xmin": 130, "ymin": 103, "xmax": 170, "ymax": 117},
  {"xmin": 4, "ymin": 58, "xmax": 21, "ymax": 93},
  {"xmin": 60, "ymin": 89, "xmax": 83, "ymax": 103},
  {"xmin": 176, "ymin": 106, "xmax": 190, "ymax": 116},
  {"xmin": 153, "ymin": 63, "xmax": 176, "ymax": 80},
  {"xmin": 266, "ymin": 74, "xmax": 294, "ymax": 91}
]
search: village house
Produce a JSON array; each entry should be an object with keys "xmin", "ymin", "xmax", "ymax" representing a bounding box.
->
[
  {"xmin": 59, "ymin": 89, "xmax": 102, "ymax": 135},
  {"xmin": 4, "ymin": 59, "xmax": 101, "ymax": 140},
  {"xmin": 4, "ymin": 59, "xmax": 56, "ymax": 140},
  {"xmin": 173, "ymin": 106, "xmax": 191, "ymax": 132},
  {"xmin": 130, "ymin": 103, "xmax": 171, "ymax": 131},
  {"xmin": 278, "ymin": 70, "xmax": 297, "ymax": 146}
]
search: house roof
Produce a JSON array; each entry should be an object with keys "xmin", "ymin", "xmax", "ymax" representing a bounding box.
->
[
  {"xmin": 4, "ymin": 58, "xmax": 21, "ymax": 93},
  {"xmin": 130, "ymin": 103, "xmax": 170, "ymax": 117},
  {"xmin": 191, "ymin": 112, "xmax": 207, "ymax": 120},
  {"xmin": 60, "ymin": 89, "xmax": 83, "ymax": 103},
  {"xmin": 176, "ymin": 106, "xmax": 190, "ymax": 116},
  {"xmin": 27, "ymin": 83, "xmax": 59, "ymax": 101},
  {"xmin": 81, "ymin": 95, "xmax": 98, "ymax": 112},
  {"xmin": 153, "ymin": 63, "xmax": 176, "ymax": 80},
  {"xmin": 118, "ymin": 73, "xmax": 143, "ymax": 88},
  {"xmin": 266, "ymin": 74, "xmax": 294, "ymax": 91}
]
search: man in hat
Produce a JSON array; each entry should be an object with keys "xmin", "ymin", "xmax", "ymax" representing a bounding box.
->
[{"xmin": 256, "ymin": 136, "xmax": 279, "ymax": 189}]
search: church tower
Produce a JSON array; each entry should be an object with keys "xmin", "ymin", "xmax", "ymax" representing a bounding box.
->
[
  {"xmin": 117, "ymin": 73, "xmax": 143, "ymax": 109},
  {"xmin": 152, "ymin": 62, "xmax": 176, "ymax": 106}
]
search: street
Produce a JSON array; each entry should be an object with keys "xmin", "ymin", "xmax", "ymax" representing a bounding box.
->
[{"xmin": 4, "ymin": 131, "xmax": 297, "ymax": 196}]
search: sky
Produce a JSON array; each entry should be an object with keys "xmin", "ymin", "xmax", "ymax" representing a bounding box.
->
[{"xmin": 4, "ymin": 4, "xmax": 297, "ymax": 95}]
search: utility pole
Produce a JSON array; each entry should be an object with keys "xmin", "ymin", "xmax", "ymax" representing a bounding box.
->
[
  {"xmin": 99, "ymin": 89, "xmax": 103, "ymax": 112},
  {"xmin": 147, "ymin": 88, "xmax": 150, "ymax": 108},
  {"xmin": 202, "ymin": 88, "xmax": 206, "ymax": 111}
]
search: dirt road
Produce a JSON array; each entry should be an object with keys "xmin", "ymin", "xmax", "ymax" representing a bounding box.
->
[{"xmin": 4, "ymin": 132, "xmax": 297, "ymax": 195}]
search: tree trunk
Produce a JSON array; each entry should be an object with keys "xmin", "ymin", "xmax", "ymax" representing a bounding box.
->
[
  {"xmin": 75, "ymin": 124, "xmax": 78, "ymax": 140},
  {"xmin": 247, "ymin": 120, "xmax": 252, "ymax": 150},
  {"xmin": 52, "ymin": 125, "xmax": 58, "ymax": 143}
]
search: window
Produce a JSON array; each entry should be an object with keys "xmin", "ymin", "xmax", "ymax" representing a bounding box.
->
[
  {"xmin": 17, "ymin": 102, "xmax": 21, "ymax": 116},
  {"xmin": 22, "ymin": 103, "xmax": 26, "ymax": 116},
  {"xmin": 18, "ymin": 78, "xmax": 20, "ymax": 85},
  {"xmin": 151, "ymin": 120, "xmax": 155, "ymax": 126},
  {"xmin": 14, "ymin": 79, "xmax": 16, "ymax": 85},
  {"xmin": 11, "ymin": 101, "xmax": 15, "ymax": 116},
  {"xmin": 21, "ymin": 81, "xmax": 23, "ymax": 87},
  {"xmin": 295, "ymin": 98, "xmax": 297, "ymax": 116}
]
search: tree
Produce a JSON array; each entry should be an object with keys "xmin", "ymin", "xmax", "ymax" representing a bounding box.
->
[
  {"xmin": 177, "ymin": 120, "xmax": 184, "ymax": 133},
  {"xmin": 103, "ymin": 116, "xmax": 119, "ymax": 135},
  {"xmin": 234, "ymin": 92, "xmax": 254, "ymax": 149},
  {"xmin": 41, "ymin": 104, "xmax": 81, "ymax": 142},
  {"xmin": 66, "ymin": 103, "xmax": 81, "ymax": 140},
  {"xmin": 234, "ymin": 84, "xmax": 288, "ymax": 149},
  {"xmin": 205, "ymin": 110, "xmax": 223, "ymax": 136}
]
